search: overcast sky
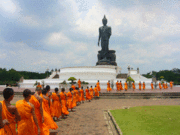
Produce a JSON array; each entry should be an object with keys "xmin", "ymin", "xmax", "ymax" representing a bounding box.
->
[{"xmin": 0, "ymin": 0, "xmax": 180, "ymax": 74}]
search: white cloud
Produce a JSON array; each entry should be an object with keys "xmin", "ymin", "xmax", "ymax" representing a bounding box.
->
[{"xmin": 0, "ymin": 0, "xmax": 17, "ymax": 14}]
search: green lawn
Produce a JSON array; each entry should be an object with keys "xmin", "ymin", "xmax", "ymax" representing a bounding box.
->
[{"xmin": 110, "ymin": 105, "xmax": 180, "ymax": 135}]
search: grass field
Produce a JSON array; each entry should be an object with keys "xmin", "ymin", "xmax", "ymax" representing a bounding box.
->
[{"xmin": 110, "ymin": 105, "xmax": 180, "ymax": 135}]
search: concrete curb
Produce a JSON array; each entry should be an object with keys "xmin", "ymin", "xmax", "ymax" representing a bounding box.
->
[{"xmin": 108, "ymin": 110, "xmax": 123, "ymax": 135}]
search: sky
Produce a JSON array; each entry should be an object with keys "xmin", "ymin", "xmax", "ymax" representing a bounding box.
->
[{"xmin": 0, "ymin": 0, "xmax": 180, "ymax": 74}]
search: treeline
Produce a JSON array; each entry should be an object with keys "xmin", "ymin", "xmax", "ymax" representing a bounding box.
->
[
  {"xmin": 0, "ymin": 68, "xmax": 50, "ymax": 85},
  {"xmin": 142, "ymin": 69, "xmax": 180, "ymax": 85}
]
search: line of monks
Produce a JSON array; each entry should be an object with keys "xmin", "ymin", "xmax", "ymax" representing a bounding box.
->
[
  {"xmin": 112, "ymin": 81, "xmax": 174, "ymax": 91},
  {"xmin": 0, "ymin": 80, "xmax": 100, "ymax": 135}
]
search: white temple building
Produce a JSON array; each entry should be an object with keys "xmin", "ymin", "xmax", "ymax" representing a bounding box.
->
[{"xmin": 19, "ymin": 65, "xmax": 154, "ymax": 89}]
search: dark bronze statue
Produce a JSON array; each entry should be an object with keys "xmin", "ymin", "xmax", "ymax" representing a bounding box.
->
[{"xmin": 98, "ymin": 15, "xmax": 111, "ymax": 53}]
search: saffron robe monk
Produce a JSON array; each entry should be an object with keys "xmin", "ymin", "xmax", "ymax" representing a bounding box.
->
[
  {"xmin": 60, "ymin": 88, "xmax": 69, "ymax": 116},
  {"xmin": 0, "ymin": 88, "xmax": 21, "ymax": 135},
  {"xmin": 151, "ymin": 82, "xmax": 154, "ymax": 90},
  {"xmin": 42, "ymin": 89, "xmax": 58, "ymax": 130},
  {"xmin": 166, "ymin": 83, "xmax": 168, "ymax": 89},
  {"xmin": 124, "ymin": 81, "xmax": 128, "ymax": 91},
  {"xmin": 116, "ymin": 81, "xmax": 120, "ymax": 91},
  {"xmin": 29, "ymin": 87, "xmax": 49, "ymax": 135},
  {"xmin": 66, "ymin": 88, "xmax": 74, "ymax": 111},
  {"xmin": 96, "ymin": 80, "xmax": 101, "ymax": 92},
  {"xmin": 143, "ymin": 82, "xmax": 145, "ymax": 90},
  {"xmin": 89, "ymin": 86, "xmax": 94, "ymax": 99},
  {"xmin": 37, "ymin": 82, "xmax": 42, "ymax": 89},
  {"xmin": 71, "ymin": 84, "xmax": 76, "ymax": 90},
  {"xmin": 132, "ymin": 82, "xmax": 135, "ymax": 91},
  {"xmin": 159, "ymin": 82, "xmax": 162, "ymax": 89},
  {"xmin": 170, "ymin": 81, "xmax": 173, "ymax": 89},
  {"xmin": 72, "ymin": 89, "xmax": 77, "ymax": 108},
  {"xmin": 119, "ymin": 81, "xmax": 124, "ymax": 90},
  {"xmin": 78, "ymin": 79, "xmax": 81, "ymax": 88},
  {"xmin": 80, "ymin": 87, "xmax": 85, "ymax": 103},
  {"xmin": 16, "ymin": 89, "xmax": 40, "ymax": 135},
  {"xmin": 162, "ymin": 82, "xmax": 166, "ymax": 89},
  {"xmin": 85, "ymin": 87, "xmax": 91, "ymax": 102},
  {"xmin": 139, "ymin": 82, "xmax": 141, "ymax": 90},
  {"xmin": 107, "ymin": 81, "xmax": 112, "ymax": 92},
  {"xmin": 94, "ymin": 85, "xmax": 99, "ymax": 98},
  {"xmin": 0, "ymin": 102, "xmax": 10, "ymax": 129},
  {"xmin": 75, "ymin": 87, "xmax": 81, "ymax": 106},
  {"xmin": 51, "ymin": 88, "xmax": 61, "ymax": 121}
]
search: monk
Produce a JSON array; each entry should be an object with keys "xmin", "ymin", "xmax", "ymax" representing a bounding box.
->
[
  {"xmin": 139, "ymin": 81, "xmax": 141, "ymax": 90},
  {"xmin": 151, "ymin": 82, "xmax": 154, "ymax": 90},
  {"xmin": 142, "ymin": 82, "xmax": 145, "ymax": 90},
  {"xmin": 80, "ymin": 87, "xmax": 85, "ymax": 103},
  {"xmin": 66, "ymin": 88, "xmax": 74, "ymax": 112},
  {"xmin": 29, "ymin": 87, "xmax": 49, "ymax": 135},
  {"xmin": 37, "ymin": 82, "xmax": 42, "ymax": 89},
  {"xmin": 75, "ymin": 87, "xmax": 81, "ymax": 106},
  {"xmin": 94, "ymin": 85, "xmax": 99, "ymax": 99},
  {"xmin": 124, "ymin": 81, "xmax": 128, "ymax": 91},
  {"xmin": 162, "ymin": 82, "xmax": 166, "ymax": 89},
  {"xmin": 72, "ymin": 88, "xmax": 77, "ymax": 108},
  {"xmin": 16, "ymin": 89, "xmax": 40, "ymax": 135},
  {"xmin": 0, "ymin": 88, "xmax": 21, "ymax": 135},
  {"xmin": 60, "ymin": 88, "xmax": 69, "ymax": 116},
  {"xmin": 116, "ymin": 80, "xmax": 120, "ymax": 91},
  {"xmin": 96, "ymin": 80, "xmax": 101, "ymax": 92},
  {"xmin": 159, "ymin": 82, "xmax": 162, "ymax": 89},
  {"xmin": 89, "ymin": 86, "xmax": 94, "ymax": 99},
  {"xmin": 77, "ymin": 79, "xmax": 81, "ymax": 89},
  {"xmin": 71, "ymin": 83, "xmax": 76, "ymax": 90},
  {"xmin": 132, "ymin": 81, "xmax": 135, "ymax": 91},
  {"xmin": 107, "ymin": 80, "xmax": 112, "ymax": 92},
  {"xmin": 119, "ymin": 81, "xmax": 124, "ymax": 90},
  {"xmin": 85, "ymin": 87, "xmax": 91, "ymax": 102},
  {"xmin": 42, "ymin": 89, "xmax": 58, "ymax": 130},
  {"xmin": 51, "ymin": 88, "xmax": 61, "ymax": 121},
  {"xmin": 170, "ymin": 81, "xmax": 173, "ymax": 89},
  {"xmin": 166, "ymin": 83, "xmax": 168, "ymax": 89},
  {"xmin": 0, "ymin": 102, "xmax": 10, "ymax": 129}
]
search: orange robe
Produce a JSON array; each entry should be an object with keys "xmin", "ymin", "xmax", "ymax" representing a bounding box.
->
[
  {"xmin": 75, "ymin": 90, "xmax": 80, "ymax": 103},
  {"xmin": 124, "ymin": 82, "xmax": 128, "ymax": 90},
  {"xmin": 170, "ymin": 81, "xmax": 173, "ymax": 89},
  {"xmin": 166, "ymin": 83, "xmax": 168, "ymax": 89},
  {"xmin": 29, "ymin": 95, "xmax": 49, "ymax": 135},
  {"xmin": 89, "ymin": 88, "xmax": 94, "ymax": 99},
  {"xmin": 51, "ymin": 93, "xmax": 61, "ymax": 118},
  {"xmin": 72, "ymin": 90, "xmax": 77, "ymax": 107},
  {"xmin": 80, "ymin": 89, "xmax": 85, "ymax": 101},
  {"xmin": 78, "ymin": 80, "xmax": 81, "ymax": 88},
  {"xmin": 0, "ymin": 100, "xmax": 16, "ymax": 135},
  {"xmin": 107, "ymin": 82, "xmax": 112, "ymax": 91},
  {"xmin": 60, "ymin": 92, "xmax": 69, "ymax": 115},
  {"xmin": 163, "ymin": 83, "xmax": 166, "ymax": 89},
  {"xmin": 159, "ymin": 83, "xmax": 162, "ymax": 89},
  {"xmin": 85, "ymin": 89, "xmax": 91, "ymax": 100},
  {"xmin": 37, "ymin": 84, "xmax": 42, "ymax": 88},
  {"xmin": 151, "ymin": 83, "xmax": 154, "ymax": 89},
  {"xmin": 119, "ymin": 82, "xmax": 124, "ymax": 90},
  {"xmin": 143, "ymin": 83, "xmax": 145, "ymax": 90},
  {"xmin": 116, "ymin": 82, "xmax": 120, "ymax": 91},
  {"xmin": 71, "ymin": 85, "xmax": 76, "ymax": 90},
  {"xmin": 132, "ymin": 82, "xmax": 135, "ymax": 90},
  {"xmin": 139, "ymin": 83, "xmax": 141, "ymax": 90},
  {"xmin": 66, "ymin": 92, "xmax": 73, "ymax": 109},
  {"xmin": 96, "ymin": 82, "xmax": 101, "ymax": 92},
  {"xmin": 42, "ymin": 97, "xmax": 58, "ymax": 129},
  {"xmin": 94, "ymin": 87, "xmax": 99, "ymax": 97},
  {"xmin": 16, "ymin": 100, "xmax": 35, "ymax": 135}
]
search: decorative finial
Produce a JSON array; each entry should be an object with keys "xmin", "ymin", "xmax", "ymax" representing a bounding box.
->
[{"xmin": 102, "ymin": 15, "xmax": 107, "ymax": 21}]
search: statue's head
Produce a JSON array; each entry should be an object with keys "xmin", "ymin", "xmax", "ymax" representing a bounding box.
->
[{"xmin": 102, "ymin": 15, "xmax": 107, "ymax": 25}]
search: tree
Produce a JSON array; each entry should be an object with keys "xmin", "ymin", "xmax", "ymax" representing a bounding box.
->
[
  {"xmin": 68, "ymin": 77, "xmax": 77, "ymax": 84},
  {"xmin": 126, "ymin": 77, "xmax": 134, "ymax": 88}
]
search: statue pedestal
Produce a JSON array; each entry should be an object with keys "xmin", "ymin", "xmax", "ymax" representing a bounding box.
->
[{"xmin": 96, "ymin": 50, "xmax": 117, "ymax": 66}]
